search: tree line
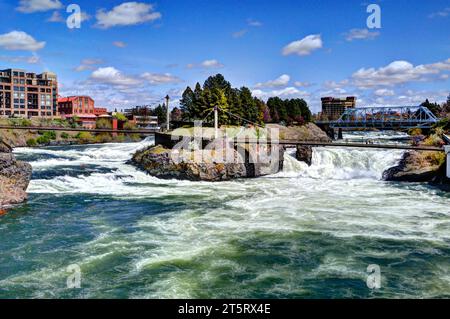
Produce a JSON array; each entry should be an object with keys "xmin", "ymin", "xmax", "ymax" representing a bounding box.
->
[{"xmin": 177, "ymin": 74, "xmax": 312, "ymax": 126}]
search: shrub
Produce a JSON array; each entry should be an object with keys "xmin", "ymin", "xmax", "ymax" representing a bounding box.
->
[
  {"xmin": 61, "ymin": 132, "xmax": 69, "ymax": 139},
  {"xmin": 94, "ymin": 133, "xmax": 112, "ymax": 143},
  {"xmin": 113, "ymin": 112, "xmax": 128, "ymax": 122},
  {"xmin": 123, "ymin": 121, "xmax": 136, "ymax": 130},
  {"xmin": 96, "ymin": 118, "xmax": 112, "ymax": 129},
  {"xmin": 26, "ymin": 138, "xmax": 37, "ymax": 147},
  {"xmin": 36, "ymin": 135, "xmax": 50, "ymax": 145},
  {"xmin": 408, "ymin": 128, "xmax": 422, "ymax": 136},
  {"xmin": 75, "ymin": 132, "xmax": 94, "ymax": 143},
  {"xmin": 423, "ymin": 134, "xmax": 444, "ymax": 147}
]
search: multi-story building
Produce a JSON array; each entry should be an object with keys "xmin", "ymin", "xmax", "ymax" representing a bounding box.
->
[
  {"xmin": 320, "ymin": 96, "xmax": 356, "ymax": 121},
  {"xmin": 0, "ymin": 68, "xmax": 58, "ymax": 118},
  {"xmin": 94, "ymin": 107, "xmax": 108, "ymax": 116},
  {"xmin": 58, "ymin": 95, "xmax": 97, "ymax": 128}
]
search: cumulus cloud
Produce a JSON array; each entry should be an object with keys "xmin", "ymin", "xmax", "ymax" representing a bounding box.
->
[
  {"xmin": 352, "ymin": 59, "xmax": 450, "ymax": 88},
  {"xmin": 90, "ymin": 67, "xmax": 142, "ymax": 88},
  {"xmin": 17, "ymin": 0, "xmax": 62, "ymax": 13},
  {"xmin": 0, "ymin": 31, "xmax": 45, "ymax": 51},
  {"xmin": 141, "ymin": 72, "xmax": 182, "ymax": 85},
  {"xmin": 282, "ymin": 34, "xmax": 323, "ymax": 56},
  {"xmin": 113, "ymin": 41, "xmax": 127, "ymax": 48},
  {"xmin": 187, "ymin": 59, "xmax": 224, "ymax": 69},
  {"xmin": 95, "ymin": 2, "xmax": 161, "ymax": 29},
  {"xmin": 254, "ymin": 74, "xmax": 290, "ymax": 88},
  {"xmin": 252, "ymin": 87, "xmax": 310, "ymax": 100},
  {"xmin": 344, "ymin": 28, "xmax": 380, "ymax": 41}
]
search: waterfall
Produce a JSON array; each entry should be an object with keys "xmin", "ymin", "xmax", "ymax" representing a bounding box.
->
[{"xmin": 283, "ymin": 147, "xmax": 404, "ymax": 180}]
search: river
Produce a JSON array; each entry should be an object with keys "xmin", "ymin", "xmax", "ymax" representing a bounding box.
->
[{"xmin": 0, "ymin": 132, "xmax": 449, "ymax": 298}]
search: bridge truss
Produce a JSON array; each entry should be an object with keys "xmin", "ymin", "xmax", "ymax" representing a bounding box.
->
[{"xmin": 331, "ymin": 106, "xmax": 439, "ymax": 129}]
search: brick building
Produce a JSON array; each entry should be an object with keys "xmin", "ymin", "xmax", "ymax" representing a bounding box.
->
[
  {"xmin": 0, "ymin": 68, "xmax": 58, "ymax": 118},
  {"xmin": 320, "ymin": 96, "xmax": 356, "ymax": 121},
  {"xmin": 94, "ymin": 107, "xmax": 108, "ymax": 116},
  {"xmin": 58, "ymin": 96, "xmax": 97, "ymax": 128}
]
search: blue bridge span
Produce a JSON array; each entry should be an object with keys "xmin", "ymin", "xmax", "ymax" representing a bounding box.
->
[{"xmin": 325, "ymin": 105, "xmax": 439, "ymax": 130}]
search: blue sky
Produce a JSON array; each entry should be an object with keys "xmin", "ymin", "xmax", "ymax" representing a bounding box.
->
[{"xmin": 0, "ymin": 0, "xmax": 449, "ymax": 112}]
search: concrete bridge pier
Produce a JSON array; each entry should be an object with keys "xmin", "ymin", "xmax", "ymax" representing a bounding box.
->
[{"xmin": 337, "ymin": 128, "xmax": 343, "ymax": 140}]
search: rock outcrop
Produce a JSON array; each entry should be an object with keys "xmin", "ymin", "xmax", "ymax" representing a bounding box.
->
[
  {"xmin": 0, "ymin": 140, "xmax": 32, "ymax": 207},
  {"xmin": 382, "ymin": 151, "xmax": 443, "ymax": 183},
  {"xmin": 130, "ymin": 140, "xmax": 284, "ymax": 182}
]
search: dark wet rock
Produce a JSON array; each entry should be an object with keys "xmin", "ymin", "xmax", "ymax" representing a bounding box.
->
[
  {"xmin": 296, "ymin": 146, "xmax": 313, "ymax": 166},
  {"xmin": 130, "ymin": 141, "xmax": 284, "ymax": 182},
  {"xmin": 0, "ymin": 143, "xmax": 32, "ymax": 207},
  {"xmin": 382, "ymin": 151, "xmax": 442, "ymax": 183}
]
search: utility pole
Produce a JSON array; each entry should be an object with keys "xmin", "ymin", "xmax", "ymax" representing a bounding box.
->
[
  {"xmin": 214, "ymin": 105, "xmax": 219, "ymax": 139},
  {"xmin": 165, "ymin": 95, "xmax": 170, "ymax": 132}
]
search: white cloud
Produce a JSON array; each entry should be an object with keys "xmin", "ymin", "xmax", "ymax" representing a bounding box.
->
[
  {"xmin": 75, "ymin": 59, "xmax": 104, "ymax": 72},
  {"xmin": 247, "ymin": 18, "xmax": 262, "ymax": 27},
  {"xmin": 254, "ymin": 74, "xmax": 290, "ymax": 88},
  {"xmin": 95, "ymin": 2, "xmax": 161, "ymax": 29},
  {"xmin": 232, "ymin": 29, "xmax": 248, "ymax": 38},
  {"xmin": 48, "ymin": 10, "xmax": 90, "ymax": 23},
  {"xmin": 352, "ymin": 59, "xmax": 450, "ymax": 88},
  {"xmin": 187, "ymin": 59, "xmax": 224, "ymax": 69},
  {"xmin": 17, "ymin": 0, "xmax": 62, "ymax": 13},
  {"xmin": 282, "ymin": 34, "xmax": 323, "ymax": 56},
  {"xmin": 47, "ymin": 11, "xmax": 64, "ymax": 22},
  {"xmin": 141, "ymin": 72, "xmax": 182, "ymax": 85},
  {"xmin": 428, "ymin": 7, "xmax": 450, "ymax": 18},
  {"xmin": 113, "ymin": 41, "xmax": 127, "ymax": 48},
  {"xmin": 0, "ymin": 31, "xmax": 45, "ymax": 51},
  {"xmin": 90, "ymin": 67, "xmax": 142, "ymax": 88},
  {"xmin": 294, "ymin": 81, "xmax": 312, "ymax": 87},
  {"xmin": 344, "ymin": 28, "xmax": 380, "ymax": 41},
  {"xmin": 0, "ymin": 55, "xmax": 40, "ymax": 64},
  {"xmin": 374, "ymin": 89, "xmax": 394, "ymax": 96},
  {"xmin": 252, "ymin": 87, "xmax": 310, "ymax": 100}
]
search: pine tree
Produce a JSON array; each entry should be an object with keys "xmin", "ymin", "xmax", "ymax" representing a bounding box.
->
[
  {"xmin": 239, "ymin": 87, "xmax": 258, "ymax": 124},
  {"xmin": 179, "ymin": 86, "xmax": 194, "ymax": 120}
]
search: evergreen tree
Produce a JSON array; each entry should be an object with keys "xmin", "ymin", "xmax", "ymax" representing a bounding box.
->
[
  {"xmin": 153, "ymin": 104, "xmax": 166, "ymax": 125},
  {"xmin": 421, "ymin": 99, "xmax": 441, "ymax": 117},
  {"xmin": 192, "ymin": 82, "xmax": 207, "ymax": 120},
  {"xmin": 179, "ymin": 86, "xmax": 194, "ymax": 120},
  {"xmin": 203, "ymin": 74, "xmax": 232, "ymax": 92},
  {"xmin": 239, "ymin": 87, "xmax": 258, "ymax": 123}
]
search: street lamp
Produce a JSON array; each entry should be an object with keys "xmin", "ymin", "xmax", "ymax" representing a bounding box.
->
[{"xmin": 165, "ymin": 95, "xmax": 170, "ymax": 131}]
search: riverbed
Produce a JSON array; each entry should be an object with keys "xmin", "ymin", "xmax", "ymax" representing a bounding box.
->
[{"xmin": 0, "ymin": 132, "xmax": 449, "ymax": 298}]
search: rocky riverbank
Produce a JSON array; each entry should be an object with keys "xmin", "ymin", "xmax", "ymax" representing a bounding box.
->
[
  {"xmin": 383, "ymin": 150, "xmax": 449, "ymax": 188},
  {"xmin": 0, "ymin": 140, "xmax": 32, "ymax": 207}
]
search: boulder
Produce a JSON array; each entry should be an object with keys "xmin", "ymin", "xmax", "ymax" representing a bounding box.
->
[
  {"xmin": 382, "ymin": 151, "xmax": 441, "ymax": 182},
  {"xmin": 0, "ymin": 144, "xmax": 32, "ymax": 207},
  {"xmin": 296, "ymin": 146, "xmax": 313, "ymax": 166},
  {"xmin": 130, "ymin": 141, "xmax": 284, "ymax": 182}
]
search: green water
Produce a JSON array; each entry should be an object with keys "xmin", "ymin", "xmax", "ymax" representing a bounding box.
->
[{"xmin": 1, "ymin": 135, "xmax": 449, "ymax": 298}]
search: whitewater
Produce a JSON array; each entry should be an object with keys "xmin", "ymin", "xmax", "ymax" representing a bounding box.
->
[{"xmin": 0, "ymin": 132, "xmax": 449, "ymax": 298}]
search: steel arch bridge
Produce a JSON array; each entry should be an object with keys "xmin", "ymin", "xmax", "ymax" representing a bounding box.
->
[{"xmin": 330, "ymin": 106, "xmax": 439, "ymax": 129}]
